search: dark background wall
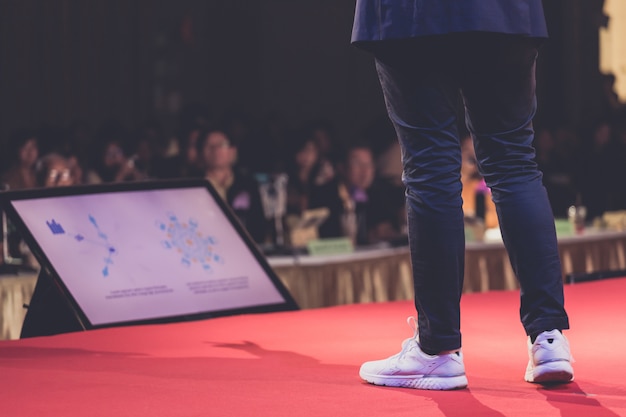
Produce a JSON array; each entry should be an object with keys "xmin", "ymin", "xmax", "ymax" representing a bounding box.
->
[{"xmin": 0, "ymin": 0, "xmax": 609, "ymax": 157}]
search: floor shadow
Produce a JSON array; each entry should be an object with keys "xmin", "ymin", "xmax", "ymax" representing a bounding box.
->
[
  {"xmin": 538, "ymin": 381, "xmax": 625, "ymax": 416},
  {"xmin": 366, "ymin": 385, "xmax": 509, "ymax": 417}
]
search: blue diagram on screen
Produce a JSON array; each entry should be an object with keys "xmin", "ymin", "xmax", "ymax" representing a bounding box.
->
[
  {"xmin": 156, "ymin": 213, "xmax": 223, "ymax": 272},
  {"xmin": 46, "ymin": 215, "xmax": 116, "ymax": 277}
]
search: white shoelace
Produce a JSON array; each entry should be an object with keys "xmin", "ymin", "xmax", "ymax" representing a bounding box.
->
[{"xmin": 397, "ymin": 316, "xmax": 420, "ymax": 360}]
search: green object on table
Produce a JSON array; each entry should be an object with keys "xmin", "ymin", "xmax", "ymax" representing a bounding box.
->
[
  {"xmin": 554, "ymin": 218, "xmax": 573, "ymax": 237},
  {"xmin": 307, "ymin": 238, "xmax": 354, "ymax": 256}
]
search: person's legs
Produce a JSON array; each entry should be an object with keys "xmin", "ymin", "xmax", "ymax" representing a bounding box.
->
[
  {"xmin": 459, "ymin": 34, "xmax": 569, "ymax": 336},
  {"xmin": 374, "ymin": 40, "xmax": 464, "ymax": 354},
  {"xmin": 357, "ymin": 41, "xmax": 468, "ymax": 390},
  {"xmin": 459, "ymin": 35, "xmax": 573, "ymax": 384}
]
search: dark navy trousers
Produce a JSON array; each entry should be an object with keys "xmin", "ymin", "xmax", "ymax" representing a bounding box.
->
[{"xmin": 372, "ymin": 34, "xmax": 570, "ymax": 353}]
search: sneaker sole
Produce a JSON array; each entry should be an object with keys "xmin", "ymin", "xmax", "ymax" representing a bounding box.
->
[
  {"xmin": 360, "ymin": 372, "xmax": 468, "ymax": 390},
  {"xmin": 525, "ymin": 361, "xmax": 574, "ymax": 384}
]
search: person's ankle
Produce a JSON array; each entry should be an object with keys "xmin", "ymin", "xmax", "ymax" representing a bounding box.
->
[
  {"xmin": 530, "ymin": 329, "xmax": 563, "ymax": 343},
  {"xmin": 421, "ymin": 345, "xmax": 460, "ymax": 356}
]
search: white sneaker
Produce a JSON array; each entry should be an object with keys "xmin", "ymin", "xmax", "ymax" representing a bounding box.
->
[
  {"xmin": 524, "ymin": 329, "xmax": 574, "ymax": 384},
  {"xmin": 359, "ymin": 317, "xmax": 468, "ymax": 390}
]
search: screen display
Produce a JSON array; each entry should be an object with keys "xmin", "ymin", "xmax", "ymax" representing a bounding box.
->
[{"xmin": 10, "ymin": 185, "xmax": 289, "ymax": 326}]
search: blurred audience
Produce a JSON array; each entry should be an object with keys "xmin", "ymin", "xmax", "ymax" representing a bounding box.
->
[{"xmin": 3, "ymin": 89, "xmax": 626, "ymax": 253}]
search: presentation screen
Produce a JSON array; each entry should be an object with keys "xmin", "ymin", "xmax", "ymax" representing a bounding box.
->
[{"xmin": 0, "ymin": 179, "xmax": 297, "ymax": 329}]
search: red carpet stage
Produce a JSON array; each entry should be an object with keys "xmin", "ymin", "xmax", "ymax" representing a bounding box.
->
[{"xmin": 1, "ymin": 278, "xmax": 625, "ymax": 417}]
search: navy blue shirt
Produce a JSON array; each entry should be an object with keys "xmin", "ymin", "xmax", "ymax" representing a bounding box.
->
[{"xmin": 352, "ymin": 0, "xmax": 548, "ymax": 46}]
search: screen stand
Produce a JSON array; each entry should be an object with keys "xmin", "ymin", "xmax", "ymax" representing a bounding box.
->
[{"xmin": 20, "ymin": 269, "xmax": 86, "ymax": 338}]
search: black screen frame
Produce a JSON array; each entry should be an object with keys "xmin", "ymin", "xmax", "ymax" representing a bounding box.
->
[{"xmin": 0, "ymin": 178, "xmax": 299, "ymax": 331}]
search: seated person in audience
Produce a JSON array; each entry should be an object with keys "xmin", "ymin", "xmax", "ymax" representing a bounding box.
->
[
  {"xmin": 86, "ymin": 122, "xmax": 147, "ymax": 183},
  {"xmin": 34, "ymin": 153, "xmax": 76, "ymax": 187},
  {"xmin": 285, "ymin": 127, "xmax": 334, "ymax": 216},
  {"xmin": 308, "ymin": 121, "xmax": 337, "ymax": 184},
  {"xmin": 310, "ymin": 142, "xmax": 404, "ymax": 246},
  {"xmin": 196, "ymin": 126, "xmax": 267, "ymax": 244},
  {"xmin": 1, "ymin": 128, "xmax": 39, "ymax": 190}
]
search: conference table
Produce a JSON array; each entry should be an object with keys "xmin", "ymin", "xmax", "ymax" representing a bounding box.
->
[
  {"xmin": 2, "ymin": 228, "xmax": 626, "ymax": 340},
  {"xmin": 271, "ymin": 228, "xmax": 626, "ymax": 309}
]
